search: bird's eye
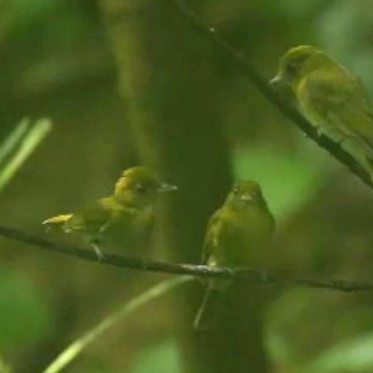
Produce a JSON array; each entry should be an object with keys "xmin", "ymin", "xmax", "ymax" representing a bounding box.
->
[
  {"xmin": 233, "ymin": 187, "xmax": 239, "ymax": 195},
  {"xmin": 286, "ymin": 61, "xmax": 298, "ymax": 74},
  {"xmin": 135, "ymin": 184, "xmax": 148, "ymax": 193}
]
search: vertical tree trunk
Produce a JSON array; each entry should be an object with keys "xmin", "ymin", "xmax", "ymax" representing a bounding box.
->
[{"xmin": 100, "ymin": 1, "xmax": 270, "ymax": 372}]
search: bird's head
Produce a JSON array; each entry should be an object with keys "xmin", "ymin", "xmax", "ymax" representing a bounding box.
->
[
  {"xmin": 114, "ymin": 166, "xmax": 177, "ymax": 207},
  {"xmin": 226, "ymin": 180, "xmax": 266, "ymax": 209},
  {"xmin": 270, "ymin": 45, "xmax": 330, "ymax": 89}
]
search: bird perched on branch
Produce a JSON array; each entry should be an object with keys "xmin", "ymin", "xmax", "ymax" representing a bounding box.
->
[
  {"xmin": 43, "ymin": 166, "xmax": 177, "ymax": 259},
  {"xmin": 194, "ymin": 180, "xmax": 275, "ymax": 330},
  {"xmin": 270, "ymin": 45, "xmax": 373, "ymax": 180}
]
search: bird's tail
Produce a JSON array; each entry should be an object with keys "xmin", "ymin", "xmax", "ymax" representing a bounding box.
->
[
  {"xmin": 194, "ymin": 286, "xmax": 224, "ymax": 331},
  {"xmin": 42, "ymin": 214, "xmax": 73, "ymax": 231},
  {"xmin": 363, "ymin": 155, "xmax": 373, "ymax": 184},
  {"xmin": 366, "ymin": 155, "xmax": 373, "ymax": 170}
]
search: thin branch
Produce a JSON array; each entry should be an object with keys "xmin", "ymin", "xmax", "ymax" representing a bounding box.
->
[
  {"xmin": 42, "ymin": 276, "xmax": 191, "ymax": 373},
  {"xmin": 168, "ymin": 0, "xmax": 372, "ymax": 189},
  {"xmin": 1, "ymin": 224, "xmax": 373, "ymax": 292},
  {"xmin": 0, "ymin": 118, "xmax": 52, "ymax": 191}
]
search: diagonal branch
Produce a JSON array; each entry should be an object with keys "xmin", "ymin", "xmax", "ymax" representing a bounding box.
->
[
  {"xmin": 42, "ymin": 276, "xmax": 191, "ymax": 373},
  {"xmin": 1, "ymin": 224, "xmax": 373, "ymax": 292},
  {"xmin": 168, "ymin": 0, "xmax": 372, "ymax": 189}
]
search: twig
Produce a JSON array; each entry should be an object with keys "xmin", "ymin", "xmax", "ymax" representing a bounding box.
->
[
  {"xmin": 42, "ymin": 276, "xmax": 191, "ymax": 373},
  {"xmin": 168, "ymin": 0, "xmax": 372, "ymax": 188},
  {"xmin": 0, "ymin": 118, "xmax": 52, "ymax": 191},
  {"xmin": 1, "ymin": 224, "xmax": 373, "ymax": 292}
]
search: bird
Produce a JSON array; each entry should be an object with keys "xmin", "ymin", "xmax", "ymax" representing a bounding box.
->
[
  {"xmin": 43, "ymin": 166, "xmax": 177, "ymax": 259},
  {"xmin": 270, "ymin": 45, "xmax": 373, "ymax": 179},
  {"xmin": 194, "ymin": 180, "xmax": 275, "ymax": 330}
]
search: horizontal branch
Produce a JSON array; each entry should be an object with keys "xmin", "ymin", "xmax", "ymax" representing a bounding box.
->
[
  {"xmin": 1, "ymin": 224, "xmax": 373, "ymax": 292},
  {"xmin": 169, "ymin": 0, "xmax": 373, "ymax": 189}
]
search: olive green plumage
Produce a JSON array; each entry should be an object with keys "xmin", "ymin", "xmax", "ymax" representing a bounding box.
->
[
  {"xmin": 270, "ymin": 45, "xmax": 373, "ymax": 178},
  {"xmin": 194, "ymin": 181, "xmax": 275, "ymax": 330},
  {"xmin": 43, "ymin": 166, "xmax": 177, "ymax": 258}
]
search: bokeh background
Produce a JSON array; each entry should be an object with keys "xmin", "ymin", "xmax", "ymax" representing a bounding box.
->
[{"xmin": 1, "ymin": 1, "xmax": 373, "ymax": 372}]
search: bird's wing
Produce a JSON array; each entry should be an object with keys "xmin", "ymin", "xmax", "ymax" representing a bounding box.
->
[
  {"xmin": 305, "ymin": 69, "xmax": 373, "ymax": 151},
  {"xmin": 42, "ymin": 214, "xmax": 73, "ymax": 231},
  {"xmin": 201, "ymin": 208, "xmax": 226, "ymax": 265},
  {"xmin": 65, "ymin": 197, "xmax": 114, "ymax": 235}
]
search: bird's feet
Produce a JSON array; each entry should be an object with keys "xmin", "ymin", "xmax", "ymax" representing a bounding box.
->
[{"xmin": 91, "ymin": 242, "xmax": 104, "ymax": 262}]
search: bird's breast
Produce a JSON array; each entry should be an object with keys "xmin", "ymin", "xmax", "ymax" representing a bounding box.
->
[
  {"xmin": 100, "ymin": 207, "xmax": 154, "ymax": 253},
  {"xmin": 213, "ymin": 208, "xmax": 273, "ymax": 268}
]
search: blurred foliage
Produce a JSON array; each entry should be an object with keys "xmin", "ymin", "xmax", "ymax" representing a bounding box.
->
[
  {"xmin": 0, "ymin": 118, "xmax": 51, "ymax": 190},
  {"xmin": 0, "ymin": 0, "xmax": 373, "ymax": 372},
  {"xmin": 233, "ymin": 144, "xmax": 327, "ymax": 220},
  {"xmin": 131, "ymin": 339, "xmax": 181, "ymax": 373},
  {"xmin": 304, "ymin": 332, "xmax": 373, "ymax": 373},
  {"xmin": 42, "ymin": 277, "xmax": 190, "ymax": 373},
  {"xmin": 0, "ymin": 268, "xmax": 52, "ymax": 352}
]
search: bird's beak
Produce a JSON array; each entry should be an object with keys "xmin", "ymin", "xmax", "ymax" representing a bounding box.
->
[
  {"xmin": 240, "ymin": 194, "xmax": 253, "ymax": 202},
  {"xmin": 269, "ymin": 74, "xmax": 282, "ymax": 88},
  {"xmin": 157, "ymin": 183, "xmax": 178, "ymax": 192}
]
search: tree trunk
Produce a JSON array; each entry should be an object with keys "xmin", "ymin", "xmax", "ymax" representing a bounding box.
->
[{"xmin": 100, "ymin": 1, "xmax": 270, "ymax": 372}]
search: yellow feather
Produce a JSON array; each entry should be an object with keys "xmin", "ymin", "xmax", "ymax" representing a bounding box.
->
[{"xmin": 42, "ymin": 214, "xmax": 73, "ymax": 226}]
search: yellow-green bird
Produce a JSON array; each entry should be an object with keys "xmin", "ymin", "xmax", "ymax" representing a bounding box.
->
[
  {"xmin": 194, "ymin": 180, "xmax": 275, "ymax": 330},
  {"xmin": 43, "ymin": 166, "xmax": 177, "ymax": 259},
  {"xmin": 270, "ymin": 45, "xmax": 373, "ymax": 179}
]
